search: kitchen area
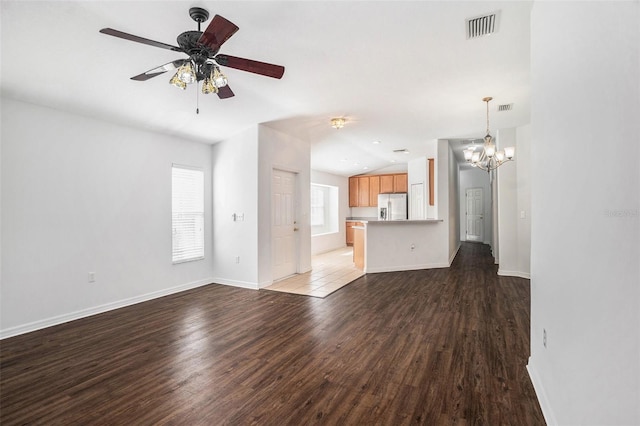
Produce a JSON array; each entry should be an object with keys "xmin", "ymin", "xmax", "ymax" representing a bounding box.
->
[{"xmin": 345, "ymin": 158, "xmax": 449, "ymax": 274}]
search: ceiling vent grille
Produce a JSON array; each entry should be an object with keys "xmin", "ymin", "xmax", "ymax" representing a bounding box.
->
[
  {"xmin": 498, "ymin": 103, "xmax": 513, "ymax": 112},
  {"xmin": 466, "ymin": 12, "xmax": 500, "ymax": 39}
]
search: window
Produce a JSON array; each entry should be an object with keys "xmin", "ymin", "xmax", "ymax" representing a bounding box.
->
[
  {"xmin": 172, "ymin": 165, "xmax": 204, "ymax": 263},
  {"xmin": 310, "ymin": 183, "xmax": 339, "ymax": 236}
]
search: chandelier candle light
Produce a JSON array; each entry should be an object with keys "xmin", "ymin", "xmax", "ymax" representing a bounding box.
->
[{"xmin": 464, "ymin": 97, "xmax": 515, "ymax": 172}]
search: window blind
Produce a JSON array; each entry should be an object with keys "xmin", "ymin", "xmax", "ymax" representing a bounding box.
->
[{"xmin": 172, "ymin": 165, "xmax": 204, "ymax": 263}]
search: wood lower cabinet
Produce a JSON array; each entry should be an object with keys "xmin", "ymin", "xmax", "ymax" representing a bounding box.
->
[
  {"xmin": 353, "ymin": 227, "xmax": 365, "ymax": 270},
  {"xmin": 346, "ymin": 221, "xmax": 363, "ymax": 246}
]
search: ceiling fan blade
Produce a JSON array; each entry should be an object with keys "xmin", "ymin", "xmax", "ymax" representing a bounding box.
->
[
  {"xmin": 197, "ymin": 15, "xmax": 239, "ymax": 52},
  {"xmin": 215, "ymin": 54, "xmax": 285, "ymax": 79},
  {"xmin": 130, "ymin": 60, "xmax": 188, "ymax": 81},
  {"xmin": 100, "ymin": 28, "xmax": 182, "ymax": 52},
  {"xmin": 217, "ymin": 85, "xmax": 235, "ymax": 99}
]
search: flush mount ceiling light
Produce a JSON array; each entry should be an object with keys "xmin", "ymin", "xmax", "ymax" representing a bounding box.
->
[
  {"xmin": 331, "ymin": 118, "xmax": 346, "ymax": 129},
  {"xmin": 463, "ymin": 97, "xmax": 515, "ymax": 172}
]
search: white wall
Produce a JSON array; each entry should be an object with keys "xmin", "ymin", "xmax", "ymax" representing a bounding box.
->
[
  {"xmin": 257, "ymin": 125, "xmax": 311, "ymax": 286},
  {"xmin": 447, "ymin": 142, "xmax": 460, "ymax": 263},
  {"xmin": 459, "ymin": 167, "xmax": 492, "ymax": 244},
  {"xmin": 310, "ymin": 170, "xmax": 349, "ymax": 255},
  {"xmin": 529, "ymin": 2, "xmax": 639, "ymax": 425},
  {"xmin": 365, "ymin": 222, "xmax": 449, "ymax": 272},
  {"xmin": 1, "ymin": 98, "xmax": 215, "ymax": 338},
  {"xmin": 210, "ymin": 126, "xmax": 260, "ymax": 289},
  {"xmin": 515, "ymin": 124, "xmax": 531, "ymax": 276}
]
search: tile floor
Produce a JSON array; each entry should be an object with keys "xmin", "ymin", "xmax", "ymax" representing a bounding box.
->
[{"xmin": 263, "ymin": 247, "xmax": 365, "ymax": 298}]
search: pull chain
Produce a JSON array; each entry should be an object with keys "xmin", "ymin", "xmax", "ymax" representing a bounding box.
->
[{"xmin": 196, "ymin": 81, "xmax": 200, "ymax": 114}]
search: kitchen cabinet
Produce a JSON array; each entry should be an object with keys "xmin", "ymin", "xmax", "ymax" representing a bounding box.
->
[
  {"xmin": 379, "ymin": 173, "xmax": 407, "ymax": 193},
  {"xmin": 394, "ymin": 174, "xmax": 408, "ymax": 193},
  {"xmin": 346, "ymin": 221, "xmax": 363, "ymax": 246},
  {"xmin": 349, "ymin": 177, "xmax": 359, "ymax": 207},
  {"xmin": 357, "ymin": 177, "xmax": 370, "ymax": 207},
  {"xmin": 353, "ymin": 226, "xmax": 365, "ymax": 270},
  {"xmin": 349, "ymin": 173, "xmax": 407, "ymax": 207},
  {"xmin": 369, "ymin": 176, "xmax": 380, "ymax": 206},
  {"xmin": 380, "ymin": 175, "xmax": 394, "ymax": 194}
]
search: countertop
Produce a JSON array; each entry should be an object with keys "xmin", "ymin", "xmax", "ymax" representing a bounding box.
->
[{"xmin": 346, "ymin": 217, "xmax": 443, "ymax": 224}]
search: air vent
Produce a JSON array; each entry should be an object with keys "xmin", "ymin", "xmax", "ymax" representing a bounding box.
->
[
  {"xmin": 497, "ymin": 103, "xmax": 513, "ymax": 112},
  {"xmin": 393, "ymin": 148, "xmax": 409, "ymax": 153},
  {"xmin": 466, "ymin": 11, "xmax": 500, "ymax": 39}
]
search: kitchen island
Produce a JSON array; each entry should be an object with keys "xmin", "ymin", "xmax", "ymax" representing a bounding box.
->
[{"xmin": 351, "ymin": 219, "xmax": 450, "ymax": 273}]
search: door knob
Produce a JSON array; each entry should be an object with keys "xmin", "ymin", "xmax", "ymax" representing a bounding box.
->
[{"xmin": 294, "ymin": 227, "xmax": 299, "ymax": 231}]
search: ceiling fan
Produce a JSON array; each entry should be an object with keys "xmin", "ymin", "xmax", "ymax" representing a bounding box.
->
[{"xmin": 99, "ymin": 7, "xmax": 285, "ymax": 100}]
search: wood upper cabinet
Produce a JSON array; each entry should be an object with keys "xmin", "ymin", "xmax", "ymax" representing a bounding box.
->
[
  {"xmin": 349, "ymin": 173, "xmax": 407, "ymax": 207},
  {"xmin": 380, "ymin": 173, "xmax": 408, "ymax": 193},
  {"xmin": 369, "ymin": 175, "xmax": 380, "ymax": 206},
  {"xmin": 357, "ymin": 177, "xmax": 370, "ymax": 207},
  {"xmin": 379, "ymin": 175, "xmax": 394, "ymax": 194},
  {"xmin": 394, "ymin": 174, "xmax": 408, "ymax": 193},
  {"xmin": 349, "ymin": 177, "xmax": 359, "ymax": 207}
]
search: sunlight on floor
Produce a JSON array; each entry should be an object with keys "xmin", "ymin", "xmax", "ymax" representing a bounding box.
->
[{"xmin": 263, "ymin": 247, "xmax": 364, "ymax": 298}]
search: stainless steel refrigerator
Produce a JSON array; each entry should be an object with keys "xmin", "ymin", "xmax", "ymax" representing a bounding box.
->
[{"xmin": 377, "ymin": 193, "xmax": 408, "ymax": 220}]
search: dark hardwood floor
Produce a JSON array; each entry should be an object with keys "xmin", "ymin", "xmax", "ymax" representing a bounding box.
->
[{"xmin": 0, "ymin": 242, "xmax": 545, "ymax": 425}]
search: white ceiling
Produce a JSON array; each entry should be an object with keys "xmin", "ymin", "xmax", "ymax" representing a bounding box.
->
[{"xmin": 1, "ymin": 1, "xmax": 532, "ymax": 177}]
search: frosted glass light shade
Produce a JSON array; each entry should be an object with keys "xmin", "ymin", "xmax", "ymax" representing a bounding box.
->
[
  {"xmin": 471, "ymin": 152, "xmax": 481, "ymax": 163},
  {"xmin": 495, "ymin": 151, "xmax": 505, "ymax": 162},
  {"xmin": 463, "ymin": 149, "xmax": 474, "ymax": 161},
  {"xmin": 484, "ymin": 135, "xmax": 496, "ymax": 158},
  {"xmin": 504, "ymin": 146, "xmax": 515, "ymax": 159}
]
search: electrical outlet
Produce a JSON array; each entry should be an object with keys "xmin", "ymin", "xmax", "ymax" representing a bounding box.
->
[
  {"xmin": 235, "ymin": 256, "xmax": 240, "ymax": 264},
  {"xmin": 88, "ymin": 272, "xmax": 95, "ymax": 283},
  {"xmin": 543, "ymin": 329, "xmax": 547, "ymax": 348},
  {"xmin": 410, "ymin": 244, "xmax": 415, "ymax": 251}
]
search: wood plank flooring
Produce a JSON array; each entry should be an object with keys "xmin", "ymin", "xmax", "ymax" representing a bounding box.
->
[{"xmin": 0, "ymin": 242, "xmax": 545, "ymax": 425}]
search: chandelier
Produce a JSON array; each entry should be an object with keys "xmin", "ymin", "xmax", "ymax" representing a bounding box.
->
[{"xmin": 463, "ymin": 97, "xmax": 515, "ymax": 172}]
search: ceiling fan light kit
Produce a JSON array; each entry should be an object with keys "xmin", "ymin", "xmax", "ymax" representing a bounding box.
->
[
  {"xmin": 99, "ymin": 6, "xmax": 285, "ymax": 109},
  {"xmin": 464, "ymin": 96, "xmax": 515, "ymax": 172}
]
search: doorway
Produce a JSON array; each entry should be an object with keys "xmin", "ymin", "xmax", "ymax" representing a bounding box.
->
[
  {"xmin": 466, "ymin": 187, "xmax": 484, "ymax": 242},
  {"xmin": 272, "ymin": 169, "xmax": 298, "ymax": 281}
]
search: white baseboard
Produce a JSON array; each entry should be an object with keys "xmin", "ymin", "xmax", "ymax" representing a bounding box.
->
[
  {"xmin": 497, "ymin": 268, "xmax": 531, "ymax": 279},
  {"xmin": 211, "ymin": 277, "xmax": 259, "ymax": 290},
  {"xmin": 527, "ymin": 358, "xmax": 557, "ymax": 426},
  {"xmin": 449, "ymin": 243, "xmax": 461, "ymax": 265},
  {"xmin": 0, "ymin": 277, "xmax": 215, "ymax": 340},
  {"xmin": 365, "ymin": 262, "xmax": 450, "ymax": 274}
]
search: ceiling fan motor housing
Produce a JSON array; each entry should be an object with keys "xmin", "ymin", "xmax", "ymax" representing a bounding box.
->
[{"xmin": 189, "ymin": 7, "xmax": 209, "ymax": 24}]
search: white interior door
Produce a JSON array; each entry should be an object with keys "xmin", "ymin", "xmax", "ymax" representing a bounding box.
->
[
  {"xmin": 466, "ymin": 187, "xmax": 484, "ymax": 242},
  {"xmin": 272, "ymin": 169, "xmax": 297, "ymax": 281}
]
